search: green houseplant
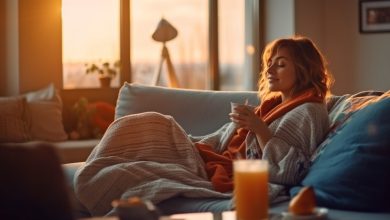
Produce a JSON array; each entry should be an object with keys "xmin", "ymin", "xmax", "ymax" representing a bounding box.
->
[{"xmin": 85, "ymin": 61, "xmax": 120, "ymax": 88}]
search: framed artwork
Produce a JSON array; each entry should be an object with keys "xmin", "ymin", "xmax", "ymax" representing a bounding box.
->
[{"xmin": 359, "ymin": 0, "xmax": 390, "ymax": 33}]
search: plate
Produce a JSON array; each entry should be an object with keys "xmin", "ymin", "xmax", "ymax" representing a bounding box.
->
[{"xmin": 281, "ymin": 207, "xmax": 328, "ymax": 220}]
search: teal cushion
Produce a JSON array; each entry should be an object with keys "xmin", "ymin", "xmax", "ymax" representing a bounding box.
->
[{"xmin": 291, "ymin": 94, "xmax": 390, "ymax": 211}]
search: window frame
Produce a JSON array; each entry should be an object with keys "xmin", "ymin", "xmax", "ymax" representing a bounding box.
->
[{"xmin": 62, "ymin": 0, "xmax": 263, "ymax": 92}]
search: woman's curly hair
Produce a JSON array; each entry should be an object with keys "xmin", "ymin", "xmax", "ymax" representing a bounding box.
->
[{"xmin": 258, "ymin": 36, "xmax": 334, "ymax": 101}]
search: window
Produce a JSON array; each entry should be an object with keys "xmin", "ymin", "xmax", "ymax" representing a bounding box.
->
[
  {"xmin": 61, "ymin": 0, "xmax": 260, "ymax": 90},
  {"xmin": 62, "ymin": 0, "xmax": 120, "ymax": 89},
  {"xmin": 219, "ymin": 0, "xmax": 245, "ymax": 90},
  {"xmin": 131, "ymin": 0, "xmax": 208, "ymax": 89}
]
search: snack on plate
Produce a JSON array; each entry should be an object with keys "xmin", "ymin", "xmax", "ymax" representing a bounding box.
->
[
  {"xmin": 112, "ymin": 197, "xmax": 160, "ymax": 220},
  {"xmin": 288, "ymin": 186, "xmax": 317, "ymax": 215}
]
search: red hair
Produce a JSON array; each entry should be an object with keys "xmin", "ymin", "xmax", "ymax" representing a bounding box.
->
[{"xmin": 258, "ymin": 36, "xmax": 333, "ymax": 101}]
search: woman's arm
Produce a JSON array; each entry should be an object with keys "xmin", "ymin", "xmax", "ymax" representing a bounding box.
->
[
  {"xmin": 229, "ymin": 105, "xmax": 272, "ymax": 150},
  {"xmin": 262, "ymin": 103, "xmax": 329, "ymax": 185},
  {"xmin": 231, "ymin": 102, "xmax": 329, "ymax": 185}
]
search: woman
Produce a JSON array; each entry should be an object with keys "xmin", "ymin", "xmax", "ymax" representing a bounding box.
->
[
  {"xmin": 74, "ymin": 36, "xmax": 333, "ymax": 216},
  {"xmin": 195, "ymin": 36, "xmax": 333, "ymax": 194}
]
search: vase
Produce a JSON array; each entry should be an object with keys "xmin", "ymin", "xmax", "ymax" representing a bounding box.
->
[{"xmin": 99, "ymin": 76, "xmax": 112, "ymax": 88}]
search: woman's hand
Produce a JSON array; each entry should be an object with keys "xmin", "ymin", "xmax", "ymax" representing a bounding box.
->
[
  {"xmin": 229, "ymin": 105, "xmax": 272, "ymax": 150},
  {"xmin": 229, "ymin": 105, "xmax": 261, "ymax": 131}
]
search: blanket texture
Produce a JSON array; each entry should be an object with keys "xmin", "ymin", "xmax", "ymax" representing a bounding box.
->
[{"xmin": 74, "ymin": 112, "xmax": 231, "ymax": 216}]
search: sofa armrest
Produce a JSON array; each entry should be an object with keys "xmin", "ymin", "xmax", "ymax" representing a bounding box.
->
[
  {"xmin": 14, "ymin": 139, "xmax": 100, "ymax": 163},
  {"xmin": 62, "ymin": 162, "xmax": 91, "ymax": 218},
  {"xmin": 53, "ymin": 139, "xmax": 100, "ymax": 163},
  {"xmin": 115, "ymin": 83, "xmax": 259, "ymax": 136}
]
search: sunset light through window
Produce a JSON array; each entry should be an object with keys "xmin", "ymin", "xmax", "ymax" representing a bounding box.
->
[{"xmin": 62, "ymin": 0, "xmax": 245, "ymax": 90}]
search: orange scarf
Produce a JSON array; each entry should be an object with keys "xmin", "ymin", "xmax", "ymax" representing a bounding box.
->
[{"xmin": 195, "ymin": 89, "xmax": 323, "ymax": 193}]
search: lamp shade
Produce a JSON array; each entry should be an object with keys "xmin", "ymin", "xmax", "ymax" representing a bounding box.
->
[{"xmin": 152, "ymin": 18, "xmax": 178, "ymax": 42}]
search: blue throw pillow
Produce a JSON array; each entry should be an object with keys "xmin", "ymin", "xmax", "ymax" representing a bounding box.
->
[{"xmin": 291, "ymin": 96, "xmax": 390, "ymax": 212}]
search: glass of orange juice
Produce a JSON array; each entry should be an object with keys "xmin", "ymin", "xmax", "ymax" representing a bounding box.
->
[{"xmin": 233, "ymin": 159, "xmax": 268, "ymax": 220}]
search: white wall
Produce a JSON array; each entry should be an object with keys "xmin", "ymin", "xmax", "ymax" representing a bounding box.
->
[
  {"xmin": 0, "ymin": 0, "xmax": 62, "ymax": 96},
  {"xmin": 322, "ymin": 0, "xmax": 390, "ymax": 94},
  {"xmin": 296, "ymin": 0, "xmax": 390, "ymax": 95},
  {"xmin": 294, "ymin": 0, "xmax": 326, "ymax": 53},
  {"xmin": 356, "ymin": 35, "xmax": 390, "ymax": 92},
  {"xmin": 0, "ymin": 1, "xmax": 5, "ymax": 95},
  {"xmin": 265, "ymin": 0, "xmax": 390, "ymax": 95},
  {"xmin": 264, "ymin": 0, "xmax": 295, "ymax": 44},
  {"xmin": 323, "ymin": 0, "xmax": 361, "ymax": 94},
  {"xmin": 5, "ymin": 0, "xmax": 20, "ymax": 95}
]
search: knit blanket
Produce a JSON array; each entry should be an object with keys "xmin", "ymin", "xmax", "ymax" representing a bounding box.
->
[{"xmin": 74, "ymin": 112, "xmax": 232, "ymax": 216}]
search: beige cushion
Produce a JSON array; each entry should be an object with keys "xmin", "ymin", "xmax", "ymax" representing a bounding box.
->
[
  {"xmin": 25, "ymin": 83, "xmax": 58, "ymax": 102},
  {"xmin": 0, "ymin": 96, "xmax": 31, "ymax": 142},
  {"xmin": 24, "ymin": 84, "xmax": 68, "ymax": 141}
]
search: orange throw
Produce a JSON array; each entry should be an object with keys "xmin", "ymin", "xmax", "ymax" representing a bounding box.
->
[{"xmin": 196, "ymin": 89, "xmax": 323, "ymax": 192}]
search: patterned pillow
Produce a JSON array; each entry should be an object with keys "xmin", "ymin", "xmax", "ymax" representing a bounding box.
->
[
  {"xmin": 0, "ymin": 96, "xmax": 31, "ymax": 142},
  {"xmin": 316, "ymin": 91, "xmax": 384, "ymax": 159},
  {"xmin": 291, "ymin": 91, "xmax": 390, "ymax": 211}
]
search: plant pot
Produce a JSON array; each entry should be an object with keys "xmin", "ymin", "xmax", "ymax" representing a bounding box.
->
[{"xmin": 99, "ymin": 76, "xmax": 112, "ymax": 88}]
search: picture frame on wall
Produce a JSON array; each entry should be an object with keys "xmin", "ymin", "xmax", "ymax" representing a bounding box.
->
[{"xmin": 359, "ymin": 0, "xmax": 390, "ymax": 33}]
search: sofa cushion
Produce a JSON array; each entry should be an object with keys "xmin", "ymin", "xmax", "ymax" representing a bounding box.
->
[
  {"xmin": 24, "ymin": 83, "xmax": 68, "ymax": 141},
  {"xmin": 0, "ymin": 96, "xmax": 31, "ymax": 142},
  {"xmin": 291, "ymin": 92, "xmax": 390, "ymax": 211},
  {"xmin": 326, "ymin": 91, "xmax": 384, "ymax": 130},
  {"xmin": 115, "ymin": 83, "xmax": 259, "ymax": 136}
]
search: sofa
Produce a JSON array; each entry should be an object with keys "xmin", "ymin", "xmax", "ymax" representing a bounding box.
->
[
  {"xmin": 63, "ymin": 83, "xmax": 390, "ymax": 219},
  {"xmin": 0, "ymin": 83, "xmax": 100, "ymax": 163}
]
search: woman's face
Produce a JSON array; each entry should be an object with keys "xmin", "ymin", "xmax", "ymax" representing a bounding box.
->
[{"xmin": 266, "ymin": 47, "xmax": 297, "ymax": 101}]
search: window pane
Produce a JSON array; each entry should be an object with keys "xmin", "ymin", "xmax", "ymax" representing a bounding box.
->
[
  {"xmin": 219, "ymin": 0, "xmax": 245, "ymax": 91},
  {"xmin": 62, "ymin": 0, "xmax": 120, "ymax": 89},
  {"xmin": 131, "ymin": 0, "xmax": 208, "ymax": 89}
]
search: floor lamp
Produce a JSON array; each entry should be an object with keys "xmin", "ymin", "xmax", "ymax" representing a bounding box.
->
[{"xmin": 152, "ymin": 18, "xmax": 180, "ymax": 88}]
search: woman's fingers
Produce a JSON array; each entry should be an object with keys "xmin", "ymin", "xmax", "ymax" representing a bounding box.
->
[
  {"xmin": 229, "ymin": 112, "xmax": 249, "ymax": 126},
  {"xmin": 234, "ymin": 105, "xmax": 254, "ymax": 115}
]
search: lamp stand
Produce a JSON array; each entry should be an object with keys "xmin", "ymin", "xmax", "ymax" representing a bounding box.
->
[{"xmin": 152, "ymin": 43, "xmax": 179, "ymax": 88}]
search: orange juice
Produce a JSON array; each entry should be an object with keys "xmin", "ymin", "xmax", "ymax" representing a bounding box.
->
[{"xmin": 234, "ymin": 160, "xmax": 268, "ymax": 220}]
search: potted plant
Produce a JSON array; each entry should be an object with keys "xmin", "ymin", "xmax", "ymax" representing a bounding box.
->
[{"xmin": 85, "ymin": 61, "xmax": 120, "ymax": 88}]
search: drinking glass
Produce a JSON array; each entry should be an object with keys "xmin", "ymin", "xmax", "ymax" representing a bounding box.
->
[{"xmin": 234, "ymin": 159, "xmax": 269, "ymax": 220}]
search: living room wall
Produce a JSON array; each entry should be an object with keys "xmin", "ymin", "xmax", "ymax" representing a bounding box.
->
[
  {"xmin": 264, "ymin": 0, "xmax": 295, "ymax": 42},
  {"xmin": 0, "ymin": 0, "xmax": 63, "ymax": 96},
  {"xmin": 0, "ymin": 1, "xmax": 6, "ymax": 96},
  {"xmin": 295, "ymin": 0, "xmax": 390, "ymax": 95}
]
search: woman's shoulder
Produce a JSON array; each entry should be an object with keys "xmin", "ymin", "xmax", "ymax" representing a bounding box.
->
[
  {"xmin": 295, "ymin": 101, "xmax": 327, "ymax": 111},
  {"xmin": 272, "ymin": 102, "xmax": 329, "ymax": 135},
  {"xmin": 286, "ymin": 102, "xmax": 328, "ymax": 119},
  {"xmin": 268, "ymin": 102, "xmax": 328, "ymax": 129}
]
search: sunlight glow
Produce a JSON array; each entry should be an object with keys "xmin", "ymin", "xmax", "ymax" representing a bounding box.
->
[
  {"xmin": 131, "ymin": 0, "xmax": 209, "ymax": 88},
  {"xmin": 62, "ymin": 0, "xmax": 119, "ymax": 62},
  {"xmin": 62, "ymin": 0, "xmax": 120, "ymax": 89},
  {"xmin": 62, "ymin": 0, "xmax": 245, "ymax": 90}
]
